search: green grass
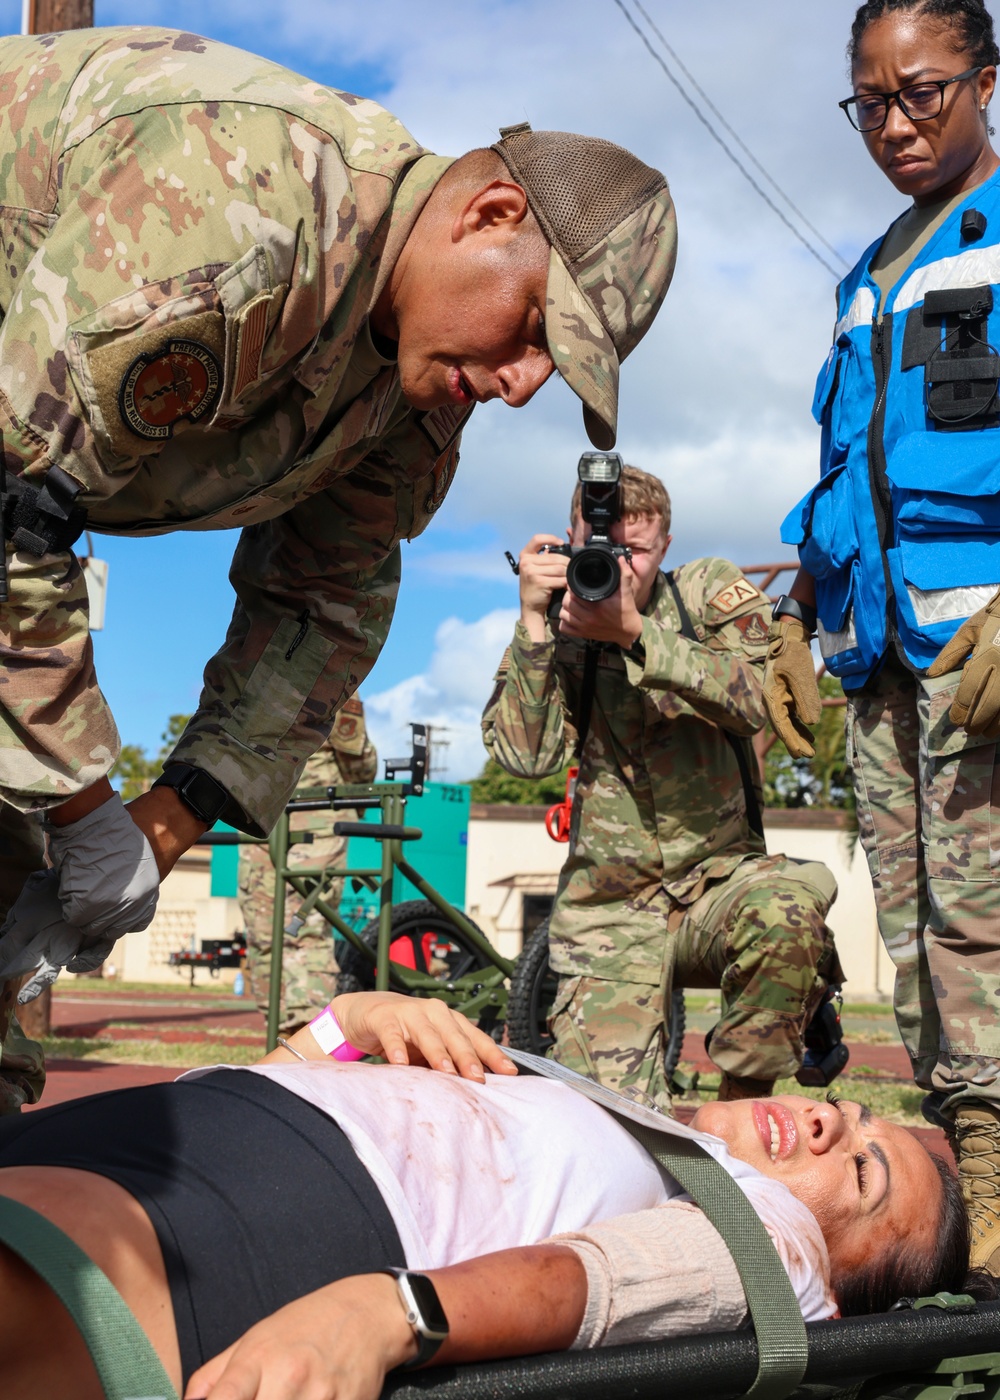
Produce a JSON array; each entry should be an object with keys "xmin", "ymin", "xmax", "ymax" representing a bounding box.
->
[
  {"xmin": 683, "ymin": 992, "xmax": 896, "ymax": 1019},
  {"xmin": 58, "ymin": 978, "xmax": 239, "ymax": 1000},
  {"xmin": 105, "ymin": 1021, "xmax": 263, "ymax": 1038},
  {"xmin": 41, "ymin": 1035, "xmax": 262, "ymax": 1067},
  {"xmin": 675, "ymin": 1069, "xmax": 927, "ymax": 1126}
]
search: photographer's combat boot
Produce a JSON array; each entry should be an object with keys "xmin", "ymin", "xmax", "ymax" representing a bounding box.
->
[{"xmin": 955, "ymin": 1105, "xmax": 1000, "ymax": 1274}]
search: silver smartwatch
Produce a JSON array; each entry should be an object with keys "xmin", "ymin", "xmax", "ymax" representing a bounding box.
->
[{"xmin": 384, "ymin": 1267, "xmax": 450, "ymax": 1369}]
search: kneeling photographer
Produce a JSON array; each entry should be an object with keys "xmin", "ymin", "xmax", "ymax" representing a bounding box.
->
[{"xmin": 483, "ymin": 457, "xmax": 845, "ymax": 1107}]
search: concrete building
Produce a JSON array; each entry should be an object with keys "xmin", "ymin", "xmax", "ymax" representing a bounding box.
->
[
  {"xmin": 114, "ymin": 802, "xmax": 891, "ymax": 1002},
  {"xmin": 465, "ymin": 804, "xmax": 891, "ymax": 1001}
]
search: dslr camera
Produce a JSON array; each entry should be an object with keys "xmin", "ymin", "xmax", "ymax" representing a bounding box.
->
[{"xmin": 543, "ymin": 452, "xmax": 631, "ymax": 616}]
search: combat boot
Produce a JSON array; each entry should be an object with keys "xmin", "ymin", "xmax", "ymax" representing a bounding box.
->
[
  {"xmin": 718, "ymin": 1072, "xmax": 776, "ymax": 1102},
  {"xmin": 954, "ymin": 1105, "xmax": 1000, "ymax": 1274}
]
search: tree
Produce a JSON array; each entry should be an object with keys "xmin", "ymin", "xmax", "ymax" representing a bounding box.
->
[
  {"xmin": 763, "ymin": 675, "xmax": 855, "ymax": 814},
  {"xmin": 110, "ymin": 714, "xmax": 192, "ymax": 800},
  {"xmin": 110, "ymin": 744, "xmax": 160, "ymax": 801},
  {"xmin": 469, "ymin": 758, "xmax": 572, "ymax": 806}
]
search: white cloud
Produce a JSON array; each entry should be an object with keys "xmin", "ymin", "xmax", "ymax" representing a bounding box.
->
[{"xmin": 365, "ymin": 607, "xmax": 519, "ymax": 781}]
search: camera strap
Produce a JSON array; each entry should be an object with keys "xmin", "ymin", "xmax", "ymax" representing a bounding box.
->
[
  {"xmin": 665, "ymin": 571, "xmax": 765, "ymax": 841},
  {"xmin": 574, "ymin": 642, "xmax": 600, "ymax": 759}
]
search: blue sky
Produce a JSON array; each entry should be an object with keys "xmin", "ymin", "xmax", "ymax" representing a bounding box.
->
[{"xmin": 1, "ymin": 1, "xmax": 913, "ymax": 777}]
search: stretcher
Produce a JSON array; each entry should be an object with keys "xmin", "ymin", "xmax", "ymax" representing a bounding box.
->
[
  {"xmin": 385, "ymin": 1300, "xmax": 1000, "ymax": 1400},
  {"xmin": 1, "ymin": 1193, "xmax": 998, "ymax": 1400}
]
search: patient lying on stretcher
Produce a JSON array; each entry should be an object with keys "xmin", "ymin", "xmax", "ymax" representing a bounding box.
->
[{"xmin": 0, "ymin": 993, "xmax": 991, "ymax": 1400}]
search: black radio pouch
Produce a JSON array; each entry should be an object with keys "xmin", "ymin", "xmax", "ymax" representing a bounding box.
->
[{"xmin": 902, "ymin": 283, "xmax": 1000, "ymax": 429}]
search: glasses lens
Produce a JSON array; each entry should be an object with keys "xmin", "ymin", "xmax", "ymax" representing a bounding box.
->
[
  {"xmin": 898, "ymin": 83, "xmax": 944, "ymax": 120},
  {"xmin": 852, "ymin": 95, "xmax": 889, "ymax": 131}
]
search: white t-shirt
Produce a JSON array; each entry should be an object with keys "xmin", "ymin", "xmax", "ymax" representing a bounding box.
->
[{"xmin": 183, "ymin": 1060, "xmax": 834, "ymax": 1324}]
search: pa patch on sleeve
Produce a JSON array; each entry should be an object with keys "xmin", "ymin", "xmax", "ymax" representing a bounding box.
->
[{"xmin": 708, "ymin": 577, "xmax": 762, "ymax": 615}]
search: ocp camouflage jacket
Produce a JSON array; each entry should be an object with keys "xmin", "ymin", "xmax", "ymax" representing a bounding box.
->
[
  {"xmin": 0, "ymin": 26, "xmax": 466, "ymax": 832},
  {"xmin": 482, "ymin": 560, "xmax": 772, "ymax": 982}
]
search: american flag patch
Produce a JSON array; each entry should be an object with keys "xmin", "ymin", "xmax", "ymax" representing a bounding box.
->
[{"xmin": 232, "ymin": 295, "xmax": 272, "ymax": 401}]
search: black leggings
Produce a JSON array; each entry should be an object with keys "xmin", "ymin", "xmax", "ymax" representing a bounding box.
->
[{"xmin": 0, "ymin": 1070, "xmax": 404, "ymax": 1383}]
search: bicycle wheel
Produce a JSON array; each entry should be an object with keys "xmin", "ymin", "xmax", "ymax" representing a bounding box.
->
[
  {"xmin": 506, "ymin": 919, "xmax": 687, "ymax": 1077},
  {"xmin": 336, "ymin": 900, "xmax": 493, "ymax": 995}
]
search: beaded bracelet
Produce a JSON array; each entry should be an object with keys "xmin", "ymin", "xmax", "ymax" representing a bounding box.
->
[{"xmin": 308, "ymin": 1005, "xmax": 366, "ymax": 1061}]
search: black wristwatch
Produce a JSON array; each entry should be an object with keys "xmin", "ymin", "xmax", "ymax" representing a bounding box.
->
[
  {"xmin": 152, "ymin": 764, "xmax": 230, "ymax": 826},
  {"xmin": 772, "ymin": 594, "xmax": 818, "ymax": 632},
  {"xmin": 384, "ymin": 1268, "xmax": 450, "ymax": 1369}
]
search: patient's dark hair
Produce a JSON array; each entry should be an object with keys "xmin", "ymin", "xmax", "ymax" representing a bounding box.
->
[{"xmin": 836, "ymin": 1153, "xmax": 997, "ymax": 1316}]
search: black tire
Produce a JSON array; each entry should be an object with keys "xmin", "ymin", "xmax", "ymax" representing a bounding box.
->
[
  {"xmin": 506, "ymin": 919, "xmax": 560, "ymax": 1055},
  {"xmin": 506, "ymin": 919, "xmax": 687, "ymax": 1077},
  {"xmin": 336, "ymin": 899, "xmax": 493, "ymax": 996}
]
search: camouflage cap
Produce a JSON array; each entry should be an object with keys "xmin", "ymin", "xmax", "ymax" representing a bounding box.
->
[{"xmin": 492, "ymin": 123, "xmax": 676, "ymax": 450}]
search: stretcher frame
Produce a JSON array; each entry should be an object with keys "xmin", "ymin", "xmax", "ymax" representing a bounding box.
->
[{"xmin": 384, "ymin": 1300, "xmax": 1000, "ymax": 1400}]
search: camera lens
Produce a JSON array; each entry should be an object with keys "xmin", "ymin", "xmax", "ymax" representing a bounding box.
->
[{"xmin": 567, "ymin": 547, "xmax": 620, "ymax": 602}]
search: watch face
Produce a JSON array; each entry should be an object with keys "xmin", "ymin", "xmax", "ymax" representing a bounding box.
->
[{"xmin": 406, "ymin": 1273, "xmax": 449, "ymax": 1338}]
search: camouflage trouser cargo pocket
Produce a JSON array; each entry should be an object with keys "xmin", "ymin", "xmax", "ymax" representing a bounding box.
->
[
  {"xmin": 675, "ymin": 853, "xmax": 841, "ymax": 1085},
  {"xmin": 238, "ymin": 839, "xmax": 342, "ymax": 1035},
  {"xmin": 850, "ymin": 660, "xmax": 1000, "ymax": 1114},
  {"xmin": 548, "ymin": 973, "xmax": 675, "ymax": 1114}
]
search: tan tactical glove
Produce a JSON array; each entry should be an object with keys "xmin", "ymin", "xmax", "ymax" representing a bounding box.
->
[
  {"xmin": 926, "ymin": 587, "xmax": 1000, "ymax": 737},
  {"xmin": 763, "ymin": 616, "xmax": 822, "ymax": 759}
]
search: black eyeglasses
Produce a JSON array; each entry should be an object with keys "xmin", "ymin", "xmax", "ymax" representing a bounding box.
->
[{"xmin": 839, "ymin": 66, "xmax": 983, "ymax": 132}]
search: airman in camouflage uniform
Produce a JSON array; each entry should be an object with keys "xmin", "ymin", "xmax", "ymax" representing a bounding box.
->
[
  {"xmin": 483, "ymin": 467, "xmax": 843, "ymax": 1110},
  {"xmin": 0, "ymin": 27, "xmax": 678, "ymax": 1107},
  {"xmin": 240, "ymin": 698, "xmax": 376, "ymax": 1032}
]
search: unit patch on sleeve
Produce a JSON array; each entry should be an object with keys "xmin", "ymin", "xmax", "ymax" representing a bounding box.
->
[
  {"xmin": 331, "ymin": 695, "xmax": 368, "ymax": 754},
  {"xmin": 733, "ymin": 611, "xmax": 770, "ymax": 646},
  {"xmin": 119, "ymin": 339, "xmax": 221, "ymax": 441},
  {"xmin": 708, "ymin": 577, "xmax": 762, "ymax": 615}
]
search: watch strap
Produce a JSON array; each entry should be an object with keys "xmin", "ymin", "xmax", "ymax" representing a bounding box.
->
[
  {"xmin": 152, "ymin": 765, "xmax": 229, "ymax": 826},
  {"xmin": 383, "ymin": 1267, "xmax": 449, "ymax": 1370},
  {"xmin": 772, "ymin": 594, "xmax": 817, "ymax": 632}
]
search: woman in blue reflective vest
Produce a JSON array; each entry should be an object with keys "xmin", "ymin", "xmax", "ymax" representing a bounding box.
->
[{"xmin": 763, "ymin": 0, "xmax": 1000, "ymax": 1274}]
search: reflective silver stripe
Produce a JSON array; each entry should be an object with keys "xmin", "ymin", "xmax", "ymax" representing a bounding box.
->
[
  {"xmin": 894, "ymin": 245, "xmax": 1000, "ymax": 314},
  {"xmin": 817, "ymin": 610, "xmax": 857, "ymax": 658},
  {"xmin": 906, "ymin": 581, "xmax": 999, "ymax": 626},
  {"xmin": 834, "ymin": 286, "xmax": 875, "ymax": 340}
]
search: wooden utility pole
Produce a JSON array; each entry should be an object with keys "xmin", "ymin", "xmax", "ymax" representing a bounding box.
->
[{"xmin": 25, "ymin": 0, "xmax": 93, "ymax": 32}]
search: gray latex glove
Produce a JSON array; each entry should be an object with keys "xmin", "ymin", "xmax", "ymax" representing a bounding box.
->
[
  {"xmin": 0, "ymin": 870, "xmax": 115, "ymax": 1003},
  {"xmin": 44, "ymin": 791, "xmax": 160, "ymax": 939}
]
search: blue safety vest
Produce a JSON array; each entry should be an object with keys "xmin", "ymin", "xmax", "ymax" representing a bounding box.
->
[{"xmin": 781, "ymin": 168, "xmax": 1000, "ymax": 690}]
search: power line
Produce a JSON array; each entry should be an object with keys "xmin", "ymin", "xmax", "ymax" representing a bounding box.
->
[
  {"xmin": 612, "ymin": 0, "xmax": 847, "ymax": 279},
  {"xmin": 632, "ymin": 0, "xmax": 851, "ymax": 272}
]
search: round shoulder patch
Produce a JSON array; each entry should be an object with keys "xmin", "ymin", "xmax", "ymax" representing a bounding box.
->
[{"xmin": 119, "ymin": 339, "xmax": 222, "ymax": 441}]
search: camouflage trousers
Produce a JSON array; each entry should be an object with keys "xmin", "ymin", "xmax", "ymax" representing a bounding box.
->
[
  {"xmin": 0, "ymin": 802, "xmax": 47, "ymax": 1113},
  {"xmin": 549, "ymin": 854, "xmax": 842, "ymax": 1112},
  {"xmin": 848, "ymin": 657, "xmax": 1000, "ymax": 1121},
  {"xmin": 239, "ymin": 836, "xmax": 346, "ymax": 1035}
]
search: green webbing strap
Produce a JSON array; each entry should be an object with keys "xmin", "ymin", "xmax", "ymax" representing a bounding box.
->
[
  {"xmin": 621, "ymin": 1119, "xmax": 808, "ymax": 1400},
  {"xmin": 505, "ymin": 1048, "xmax": 808, "ymax": 1400},
  {"xmin": 0, "ymin": 1195, "xmax": 179, "ymax": 1400}
]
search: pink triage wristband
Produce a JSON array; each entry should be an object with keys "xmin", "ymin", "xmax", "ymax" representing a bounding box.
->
[{"xmin": 309, "ymin": 1006, "xmax": 365, "ymax": 1061}]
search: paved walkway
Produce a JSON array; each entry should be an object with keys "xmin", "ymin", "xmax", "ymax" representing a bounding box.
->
[
  {"xmin": 52, "ymin": 992, "xmax": 267, "ymax": 1041},
  {"xmin": 27, "ymin": 1059, "xmax": 182, "ymax": 1109}
]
